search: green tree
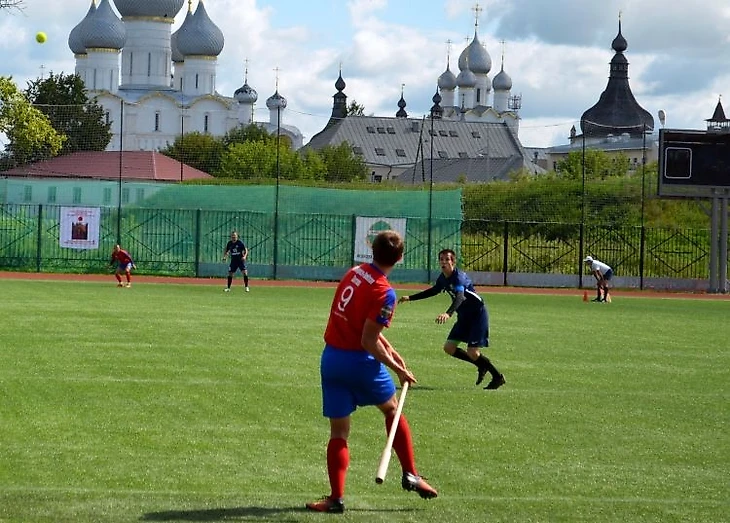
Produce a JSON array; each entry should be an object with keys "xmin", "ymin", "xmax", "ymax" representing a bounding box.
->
[
  {"xmin": 159, "ymin": 131, "xmax": 225, "ymax": 175},
  {"xmin": 25, "ymin": 72, "xmax": 112, "ymax": 154},
  {"xmin": 555, "ymin": 149, "xmax": 630, "ymax": 180},
  {"xmin": 222, "ymin": 123, "xmax": 274, "ymax": 147},
  {"xmin": 219, "ymin": 140, "xmax": 307, "ymax": 180},
  {"xmin": 346, "ymin": 100, "xmax": 365, "ymax": 116},
  {"xmin": 0, "ymin": 76, "xmax": 64, "ymax": 169},
  {"xmin": 317, "ymin": 142, "xmax": 368, "ymax": 182}
]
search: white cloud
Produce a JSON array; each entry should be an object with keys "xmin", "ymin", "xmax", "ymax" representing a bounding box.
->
[{"xmin": 1, "ymin": 0, "xmax": 728, "ymax": 148}]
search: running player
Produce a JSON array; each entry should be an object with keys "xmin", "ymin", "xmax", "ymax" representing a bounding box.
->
[{"xmin": 399, "ymin": 248, "xmax": 505, "ymax": 390}]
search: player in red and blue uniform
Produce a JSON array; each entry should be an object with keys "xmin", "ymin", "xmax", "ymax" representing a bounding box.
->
[
  {"xmin": 307, "ymin": 230, "xmax": 438, "ymax": 514},
  {"xmin": 399, "ymin": 248, "xmax": 505, "ymax": 390},
  {"xmin": 109, "ymin": 244, "xmax": 135, "ymax": 288}
]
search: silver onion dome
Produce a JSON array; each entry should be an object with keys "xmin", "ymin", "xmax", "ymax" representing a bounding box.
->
[
  {"xmin": 112, "ymin": 0, "xmax": 184, "ymax": 19},
  {"xmin": 493, "ymin": 67, "xmax": 512, "ymax": 91},
  {"xmin": 456, "ymin": 68, "xmax": 476, "ymax": 88},
  {"xmin": 175, "ymin": 1, "xmax": 224, "ymax": 57},
  {"xmin": 81, "ymin": 0, "xmax": 126, "ymax": 50},
  {"xmin": 466, "ymin": 33, "xmax": 492, "ymax": 74},
  {"xmin": 266, "ymin": 91, "xmax": 287, "ymax": 110},
  {"xmin": 170, "ymin": 5, "xmax": 193, "ymax": 62},
  {"xmin": 69, "ymin": 0, "xmax": 97, "ymax": 55},
  {"xmin": 235, "ymin": 82, "xmax": 258, "ymax": 104},
  {"xmin": 438, "ymin": 64, "xmax": 457, "ymax": 90}
]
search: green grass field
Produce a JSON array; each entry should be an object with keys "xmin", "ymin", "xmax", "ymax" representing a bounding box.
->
[{"xmin": 0, "ymin": 279, "xmax": 728, "ymax": 523}]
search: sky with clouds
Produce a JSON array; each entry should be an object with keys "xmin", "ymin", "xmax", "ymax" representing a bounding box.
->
[{"xmin": 1, "ymin": 0, "xmax": 729, "ymax": 148}]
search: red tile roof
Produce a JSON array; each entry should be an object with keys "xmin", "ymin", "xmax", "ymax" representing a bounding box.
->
[{"xmin": 2, "ymin": 151, "xmax": 213, "ymax": 181}]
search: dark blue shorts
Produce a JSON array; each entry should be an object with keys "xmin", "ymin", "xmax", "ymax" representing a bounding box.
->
[
  {"xmin": 603, "ymin": 269, "xmax": 613, "ymax": 281},
  {"xmin": 447, "ymin": 306, "xmax": 489, "ymax": 348},
  {"xmin": 319, "ymin": 344, "xmax": 396, "ymax": 418},
  {"xmin": 229, "ymin": 258, "xmax": 247, "ymax": 273}
]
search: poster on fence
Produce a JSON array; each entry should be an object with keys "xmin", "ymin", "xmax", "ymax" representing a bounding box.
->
[
  {"xmin": 354, "ymin": 217, "xmax": 407, "ymax": 263},
  {"xmin": 59, "ymin": 207, "xmax": 101, "ymax": 250}
]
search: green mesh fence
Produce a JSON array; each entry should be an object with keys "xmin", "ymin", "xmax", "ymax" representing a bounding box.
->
[{"xmin": 136, "ymin": 184, "xmax": 462, "ymax": 218}]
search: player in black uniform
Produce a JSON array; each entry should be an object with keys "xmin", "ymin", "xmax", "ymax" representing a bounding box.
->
[
  {"xmin": 223, "ymin": 231, "xmax": 250, "ymax": 292},
  {"xmin": 398, "ymin": 249, "xmax": 505, "ymax": 390}
]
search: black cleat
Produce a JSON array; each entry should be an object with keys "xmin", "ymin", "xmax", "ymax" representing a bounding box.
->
[
  {"xmin": 402, "ymin": 472, "xmax": 438, "ymax": 499},
  {"xmin": 591, "ymin": 297, "xmax": 602, "ymax": 302},
  {"xmin": 484, "ymin": 373, "xmax": 506, "ymax": 390},
  {"xmin": 306, "ymin": 496, "xmax": 344, "ymax": 513},
  {"xmin": 476, "ymin": 365, "xmax": 488, "ymax": 386}
]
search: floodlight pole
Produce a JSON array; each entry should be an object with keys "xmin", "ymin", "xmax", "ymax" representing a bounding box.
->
[
  {"xmin": 721, "ymin": 195, "xmax": 729, "ymax": 293},
  {"xmin": 428, "ymin": 109, "xmax": 434, "ymax": 281},
  {"xmin": 639, "ymin": 125, "xmax": 647, "ymax": 290},
  {"xmin": 117, "ymin": 99, "xmax": 123, "ymax": 245},
  {"xmin": 579, "ymin": 130, "xmax": 586, "ymax": 288},
  {"xmin": 273, "ymin": 103, "xmax": 281, "ymax": 280},
  {"xmin": 180, "ymin": 106, "xmax": 184, "ymax": 182}
]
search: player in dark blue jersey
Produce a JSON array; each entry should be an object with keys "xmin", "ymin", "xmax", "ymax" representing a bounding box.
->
[
  {"xmin": 398, "ymin": 248, "xmax": 505, "ymax": 390},
  {"xmin": 222, "ymin": 231, "xmax": 250, "ymax": 292}
]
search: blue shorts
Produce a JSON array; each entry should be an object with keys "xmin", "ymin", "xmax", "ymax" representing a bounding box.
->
[
  {"xmin": 319, "ymin": 344, "xmax": 396, "ymax": 418},
  {"xmin": 603, "ymin": 269, "xmax": 613, "ymax": 281},
  {"xmin": 117, "ymin": 262, "xmax": 133, "ymax": 272},
  {"xmin": 447, "ymin": 306, "xmax": 489, "ymax": 348},
  {"xmin": 229, "ymin": 258, "xmax": 247, "ymax": 273}
]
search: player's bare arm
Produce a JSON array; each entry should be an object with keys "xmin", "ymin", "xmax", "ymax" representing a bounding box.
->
[
  {"xmin": 363, "ymin": 320, "xmax": 415, "ymax": 384},
  {"xmin": 379, "ymin": 333, "xmax": 406, "ymax": 370}
]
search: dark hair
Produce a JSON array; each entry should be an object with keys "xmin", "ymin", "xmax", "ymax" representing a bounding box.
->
[
  {"xmin": 438, "ymin": 249, "xmax": 456, "ymax": 261},
  {"xmin": 372, "ymin": 230, "xmax": 404, "ymax": 267}
]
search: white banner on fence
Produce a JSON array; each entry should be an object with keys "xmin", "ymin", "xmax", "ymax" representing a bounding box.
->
[
  {"xmin": 354, "ymin": 217, "xmax": 407, "ymax": 263},
  {"xmin": 59, "ymin": 207, "xmax": 101, "ymax": 250}
]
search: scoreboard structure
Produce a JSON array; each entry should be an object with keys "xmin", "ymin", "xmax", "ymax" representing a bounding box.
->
[
  {"xmin": 658, "ymin": 128, "xmax": 730, "ymax": 197},
  {"xmin": 658, "ymin": 128, "xmax": 729, "ymax": 293}
]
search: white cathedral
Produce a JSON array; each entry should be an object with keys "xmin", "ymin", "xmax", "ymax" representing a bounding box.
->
[{"xmin": 68, "ymin": 0, "xmax": 304, "ymax": 151}]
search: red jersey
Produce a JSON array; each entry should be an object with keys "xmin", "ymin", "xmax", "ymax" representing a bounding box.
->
[
  {"xmin": 111, "ymin": 249, "xmax": 133, "ymax": 265},
  {"xmin": 324, "ymin": 263, "xmax": 397, "ymax": 351}
]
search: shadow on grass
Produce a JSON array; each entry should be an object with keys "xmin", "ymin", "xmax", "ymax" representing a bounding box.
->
[{"xmin": 141, "ymin": 505, "xmax": 418, "ymax": 521}]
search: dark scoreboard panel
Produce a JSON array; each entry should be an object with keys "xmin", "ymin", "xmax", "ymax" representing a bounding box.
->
[{"xmin": 658, "ymin": 129, "xmax": 730, "ymax": 197}]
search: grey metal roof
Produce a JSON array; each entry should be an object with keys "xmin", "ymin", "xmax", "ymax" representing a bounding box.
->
[
  {"xmin": 399, "ymin": 156, "xmax": 525, "ymax": 184},
  {"xmin": 548, "ymin": 135, "xmax": 651, "ymax": 154},
  {"xmin": 305, "ymin": 116, "xmax": 527, "ymax": 168}
]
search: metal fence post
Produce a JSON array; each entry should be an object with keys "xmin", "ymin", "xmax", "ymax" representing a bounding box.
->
[
  {"xmin": 502, "ymin": 221, "xmax": 509, "ymax": 286},
  {"xmin": 194, "ymin": 208, "xmax": 201, "ymax": 278},
  {"xmin": 36, "ymin": 204, "xmax": 43, "ymax": 272}
]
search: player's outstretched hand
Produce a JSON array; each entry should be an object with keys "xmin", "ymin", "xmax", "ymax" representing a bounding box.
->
[
  {"xmin": 435, "ymin": 312, "xmax": 451, "ymax": 324},
  {"xmin": 397, "ymin": 296, "xmax": 409, "ymax": 304}
]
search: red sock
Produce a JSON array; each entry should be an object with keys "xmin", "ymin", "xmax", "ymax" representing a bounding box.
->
[
  {"xmin": 126, "ymin": 274, "xmax": 131, "ymax": 283},
  {"xmin": 385, "ymin": 413, "xmax": 417, "ymax": 475},
  {"xmin": 326, "ymin": 438, "xmax": 348, "ymax": 500},
  {"xmin": 115, "ymin": 274, "xmax": 122, "ymax": 282}
]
